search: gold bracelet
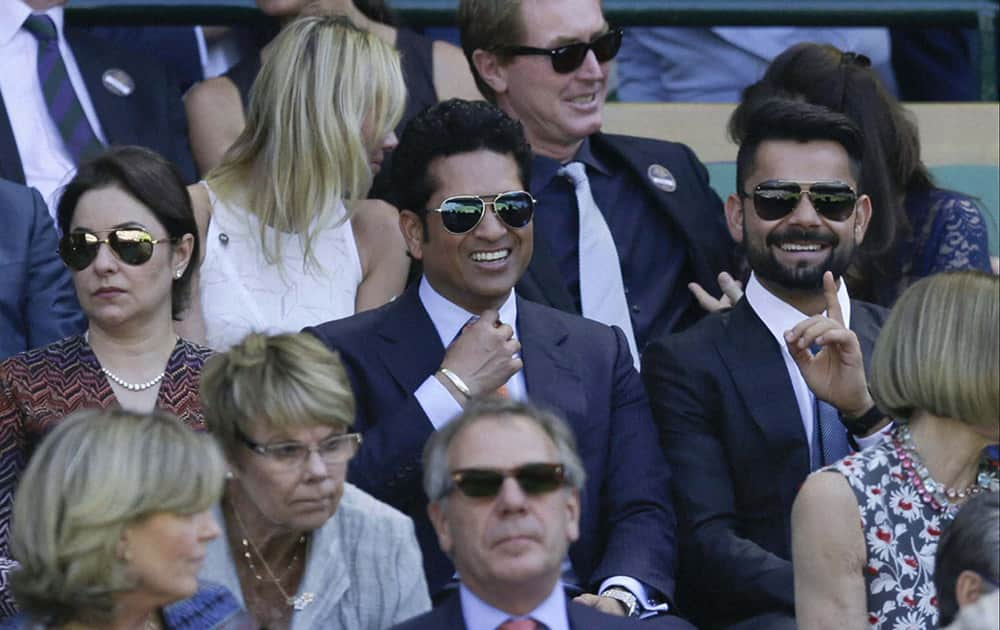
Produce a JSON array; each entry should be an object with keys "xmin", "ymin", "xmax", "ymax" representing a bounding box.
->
[{"xmin": 438, "ymin": 368, "xmax": 471, "ymax": 398}]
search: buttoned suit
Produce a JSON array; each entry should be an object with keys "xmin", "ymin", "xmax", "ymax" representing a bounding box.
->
[
  {"xmin": 517, "ymin": 132, "xmax": 734, "ymax": 337},
  {"xmin": 641, "ymin": 296, "xmax": 887, "ymax": 629},
  {"xmin": 306, "ymin": 285, "xmax": 678, "ymax": 603},
  {"xmin": 0, "ymin": 24, "xmax": 196, "ymax": 184}
]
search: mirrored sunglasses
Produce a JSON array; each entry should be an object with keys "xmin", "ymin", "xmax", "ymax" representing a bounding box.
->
[
  {"xmin": 495, "ymin": 28, "xmax": 623, "ymax": 74},
  {"xmin": 448, "ymin": 463, "xmax": 566, "ymax": 499},
  {"xmin": 58, "ymin": 228, "xmax": 174, "ymax": 271},
  {"xmin": 743, "ymin": 180, "xmax": 858, "ymax": 222},
  {"xmin": 427, "ymin": 190, "xmax": 535, "ymax": 234}
]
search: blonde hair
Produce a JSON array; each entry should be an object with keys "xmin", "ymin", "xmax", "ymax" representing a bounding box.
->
[
  {"xmin": 10, "ymin": 408, "xmax": 225, "ymax": 625},
  {"xmin": 200, "ymin": 332, "xmax": 356, "ymax": 456},
  {"xmin": 870, "ymin": 271, "xmax": 999, "ymax": 427},
  {"xmin": 207, "ymin": 15, "xmax": 406, "ymax": 269}
]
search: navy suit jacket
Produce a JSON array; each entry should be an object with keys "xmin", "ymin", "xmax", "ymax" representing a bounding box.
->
[
  {"xmin": 0, "ymin": 178, "xmax": 83, "ymax": 360},
  {"xmin": 0, "ymin": 24, "xmax": 196, "ymax": 184},
  {"xmin": 517, "ymin": 132, "xmax": 735, "ymax": 337},
  {"xmin": 641, "ymin": 296, "xmax": 887, "ymax": 628},
  {"xmin": 390, "ymin": 591, "xmax": 644, "ymax": 630},
  {"xmin": 306, "ymin": 285, "xmax": 677, "ymax": 601}
]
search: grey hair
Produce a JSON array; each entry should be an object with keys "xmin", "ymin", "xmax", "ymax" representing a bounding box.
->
[
  {"xmin": 422, "ymin": 396, "xmax": 586, "ymax": 502},
  {"xmin": 934, "ymin": 492, "xmax": 1000, "ymax": 626}
]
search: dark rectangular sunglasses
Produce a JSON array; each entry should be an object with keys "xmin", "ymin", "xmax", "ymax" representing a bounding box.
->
[
  {"xmin": 59, "ymin": 228, "xmax": 171, "ymax": 271},
  {"xmin": 427, "ymin": 190, "xmax": 535, "ymax": 235},
  {"xmin": 448, "ymin": 463, "xmax": 566, "ymax": 498},
  {"xmin": 743, "ymin": 180, "xmax": 858, "ymax": 222},
  {"xmin": 494, "ymin": 28, "xmax": 623, "ymax": 74}
]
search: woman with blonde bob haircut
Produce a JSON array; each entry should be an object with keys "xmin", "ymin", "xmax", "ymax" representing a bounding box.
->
[
  {"xmin": 198, "ymin": 332, "xmax": 429, "ymax": 628},
  {"xmin": 792, "ymin": 271, "xmax": 999, "ymax": 630},
  {"xmin": 184, "ymin": 15, "xmax": 409, "ymax": 350},
  {"xmin": 4, "ymin": 408, "xmax": 249, "ymax": 629}
]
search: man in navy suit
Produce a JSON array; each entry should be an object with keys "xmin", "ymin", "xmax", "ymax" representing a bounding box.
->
[
  {"xmin": 0, "ymin": 177, "xmax": 83, "ymax": 360},
  {"xmin": 457, "ymin": 0, "xmax": 734, "ymax": 354},
  {"xmin": 0, "ymin": 0, "xmax": 196, "ymax": 209},
  {"xmin": 392, "ymin": 397, "xmax": 642, "ymax": 630},
  {"xmin": 642, "ymin": 98, "xmax": 891, "ymax": 629},
  {"xmin": 308, "ymin": 100, "xmax": 691, "ymax": 627}
]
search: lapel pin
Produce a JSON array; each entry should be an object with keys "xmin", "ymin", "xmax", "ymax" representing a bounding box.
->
[
  {"xmin": 101, "ymin": 69, "xmax": 134, "ymax": 97},
  {"xmin": 648, "ymin": 164, "xmax": 677, "ymax": 192}
]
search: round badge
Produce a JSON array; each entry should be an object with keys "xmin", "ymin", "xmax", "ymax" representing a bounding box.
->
[
  {"xmin": 647, "ymin": 164, "xmax": 677, "ymax": 192},
  {"xmin": 101, "ymin": 69, "xmax": 135, "ymax": 97}
]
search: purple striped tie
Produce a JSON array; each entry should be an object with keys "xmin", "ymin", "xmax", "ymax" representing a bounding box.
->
[{"xmin": 22, "ymin": 14, "xmax": 104, "ymax": 164}]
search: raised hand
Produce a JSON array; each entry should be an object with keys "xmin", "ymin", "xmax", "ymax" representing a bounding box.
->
[{"xmin": 688, "ymin": 271, "xmax": 744, "ymax": 313}]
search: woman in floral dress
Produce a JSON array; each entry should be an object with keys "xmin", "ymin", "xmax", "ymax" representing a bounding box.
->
[{"xmin": 791, "ymin": 271, "xmax": 999, "ymax": 629}]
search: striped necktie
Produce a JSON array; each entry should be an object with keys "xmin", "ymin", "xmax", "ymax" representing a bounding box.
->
[
  {"xmin": 809, "ymin": 344, "xmax": 851, "ymax": 468},
  {"xmin": 22, "ymin": 14, "xmax": 104, "ymax": 164}
]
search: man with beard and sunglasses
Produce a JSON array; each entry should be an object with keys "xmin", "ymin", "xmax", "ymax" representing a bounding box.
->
[
  {"xmin": 641, "ymin": 98, "xmax": 892, "ymax": 630},
  {"xmin": 392, "ymin": 397, "xmax": 642, "ymax": 629},
  {"xmin": 308, "ymin": 100, "xmax": 692, "ymax": 627},
  {"xmin": 456, "ymin": 0, "xmax": 735, "ymax": 370}
]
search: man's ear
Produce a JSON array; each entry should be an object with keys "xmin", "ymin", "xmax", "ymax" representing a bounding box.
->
[
  {"xmin": 399, "ymin": 210, "xmax": 426, "ymax": 261},
  {"xmin": 471, "ymin": 49, "xmax": 508, "ymax": 97},
  {"xmin": 564, "ymin": 488, "xmax": 581, "ymax": 544},
  {"xmin": 852, "ymin": 194, "xmax": 873, "ymax": 245},
  {"xmin": 955, "ymin": 569, "xmax": 986, "ymax": 608},
  {"xmin": 427, "ymin": 500, "xmax": 453, "ymax": 556},
  {"xmin": 724, "ymin": 193, "xmax": 745, "ymax": 243}
]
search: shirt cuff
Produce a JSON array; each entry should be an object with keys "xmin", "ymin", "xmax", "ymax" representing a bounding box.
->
[
  {"xmin": 599, "ymin": 576, "xmax": 670, "ymax": 616},
  {"xmin": 414, "ymin": 374, "xmax": 464, "ymax": 430},
  {"xmin": 853, "ymin": 421, "xmax": 893, "ymax": 451}
]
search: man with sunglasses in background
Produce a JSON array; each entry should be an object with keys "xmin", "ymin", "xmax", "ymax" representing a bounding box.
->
[
  {"xmin": 457, "ymin": 0, "xmax": 734, "ymax": 370},
  {"xmin": 641, "ymin": 98, "xmax": 891, "ymax": 630},
  {"xmin": 309, "ymin": 99, "xmax": 692, "ymax": 627},
  {"xmin": 393, "ymin": 397, "xmax": 642, "ymax": 629}
]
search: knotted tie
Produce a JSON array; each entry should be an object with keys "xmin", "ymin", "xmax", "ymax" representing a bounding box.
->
[
  {"xmin": 22, "ymin": 14, "xmax": 104, "ymax": 164},
  {"xmin": 455, "ymin": 316, "xmax": 511, "ymax": 397},
  {"xmin": 558, "ymin": 161, "xmax": 640, "ymax": 371},
  {"xmin": 809, "ymin": 344, "xmax": 851, "ymax": 469},
  {"xmin": 497, "ymin": 619, "xmax": 539, "ymax": 630}
]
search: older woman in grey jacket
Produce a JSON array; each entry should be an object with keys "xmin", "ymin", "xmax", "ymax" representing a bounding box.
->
[{"xmin": 198, "ymin": 332, "xmax": 430, "ymax": 629}]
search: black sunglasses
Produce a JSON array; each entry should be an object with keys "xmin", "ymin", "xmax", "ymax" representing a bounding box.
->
[
  {"xmin": 448, "ymin": 463, "xmax": 566, "ymax": 499},
  {"xmin": 494, "ymin": 28, "xmax": 623, "ymax": 74},
  {"xmin": 427, "ymin": 190, "xmax": 535, "ymax": 235},
  {"xmin": 741, "ymin": 180, "xmax": 858, "ymax": 222},
  {"xmin": 58, "ymin": 228, "xmax": 174, "ymax": 271}
]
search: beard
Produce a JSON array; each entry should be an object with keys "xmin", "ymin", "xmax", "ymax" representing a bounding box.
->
[{"xmin": 745, "ymin": 224, "xmax": 854, "ymax": 291}]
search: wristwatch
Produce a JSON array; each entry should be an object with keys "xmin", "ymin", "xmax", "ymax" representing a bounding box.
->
[
  {"xmin": 840, "ymin": 404, "xmax": 885, "ymax": 436},
  {"xmin": 600, "ymin": 587, "xmax": 639, "ymax": 617}
]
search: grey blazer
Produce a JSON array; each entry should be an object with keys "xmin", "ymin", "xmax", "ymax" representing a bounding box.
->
[{"xmin": 200, "ymin": 483, "xmax": 431, "ymax": 629}]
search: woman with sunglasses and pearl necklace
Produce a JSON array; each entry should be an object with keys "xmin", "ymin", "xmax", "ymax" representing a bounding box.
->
[
  {"xmin": 198, "ymin": 332, "xmax": 429, "ymax": 629},
  {"xmin": 0, "ymin": 146, "xmax": 211, "ymax": 617}
]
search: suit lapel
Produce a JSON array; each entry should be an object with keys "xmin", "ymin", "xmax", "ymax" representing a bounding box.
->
[
  {"xmin": 517, "ymin": 299, "xmax": 586, "ymax": 421},
  {"xmin": 518, "ymin": 235, "xmax": 577, "ymax": 313},
  {"xmin": 0, "ymin": 92, "xmax": 25, "ymax": 183},
  {"xmin": 374, "ymin": 287, "xmax": 446, "ymax": 394}
]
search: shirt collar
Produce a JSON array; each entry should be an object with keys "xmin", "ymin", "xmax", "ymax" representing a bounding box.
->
[
  {"xmin": 0, "ymin": 2, "xmax": 64, "ymax": 47},
  {"xmin": 459, "ymin": 582, "xmax": 569, "ymax": 630},
  {"xmin": 418, "ymin": 276, "xmax": 518, "ymax": 347},
  {"xmin": 745, "ymin": 272, "xmax": 852, "ymax": 348},
  {"xmin": 530, "ymin": 136, "xmax": 610, "ymax": 192}
]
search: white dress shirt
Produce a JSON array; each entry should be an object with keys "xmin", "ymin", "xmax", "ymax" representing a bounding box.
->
[
  {"xmin": 460, "ymin": 582, "xmax": 569, "ymax": 630},
  {"xmin": 744, "ymin": 273, "xmax": 885, "ymax": 452},
  {"xmin": 0, "ymin": 1, "xmax": 107, "ymax": 216}
]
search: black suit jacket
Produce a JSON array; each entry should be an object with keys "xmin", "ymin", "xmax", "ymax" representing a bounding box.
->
[
  {"xmin": 390, "ymin": 590, "xmax": 645, "ymax": 630},
  {"xmin": 517, "ymin": 132, "xmax": 735, "ymax": 338},
  {"xmin": 306, "ymin": 285, "xmax": 677, "ymax": 601},
  {"xmin": 641, "ymin": 296, "xmax": 887, "ymax": 628},
  {"xmin": 0, "ymin": 24, "xmax": 196, "ymax": 184}
]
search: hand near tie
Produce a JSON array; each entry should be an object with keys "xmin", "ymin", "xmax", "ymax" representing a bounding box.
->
[
  {"xmin": 783, "ymin": 272, "xmax": 873, "ymax": 418},
  {"xmin": 438, "ymin": 310, "xmax": 521, "ymax": 402}
]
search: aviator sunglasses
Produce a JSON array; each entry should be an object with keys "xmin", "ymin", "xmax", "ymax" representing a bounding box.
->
[
  {"xmin": 741, "ymin": 180, "xmax": 859, "ymax": 222},
  {"xmin": 427, "ymin": 190, "xmax": 535, "ymax": 235},
  {"xmin": 59, "ymin": 228, "xmax": 174, "ymax": 271},
  {"xmin": 494, "ymin": 28, "xmax": 623, "ymax": 74},
  {"xmin": 447, "ymin": 463, "xmax": 566, "ymax": 499}
]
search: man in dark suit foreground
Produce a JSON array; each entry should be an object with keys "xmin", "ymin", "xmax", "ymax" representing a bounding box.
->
[
  {"xmin": 308, "ymin": 99, "xmax": 690, "ymax": 626},
  {"xmin": 642, "ymin": 98, "xmax": 891, "ymax": 629},
  {"xmin": 392, "ymin": 397, "xmax": 642, "ymax": 630}
]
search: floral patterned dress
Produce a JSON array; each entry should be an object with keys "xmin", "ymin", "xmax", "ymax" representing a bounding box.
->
[{"xmin": 828, "ymin": 431, "xmax": 998, "ymax": 629}]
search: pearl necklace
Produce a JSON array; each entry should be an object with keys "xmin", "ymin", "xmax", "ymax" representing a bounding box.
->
[
  {"xmin": 84, "ymin": 330, "xmax": 167, "ymax": 392},
  {"xmin": 893, "ymin": 424, "xmax": 998, "ymax": 514}
]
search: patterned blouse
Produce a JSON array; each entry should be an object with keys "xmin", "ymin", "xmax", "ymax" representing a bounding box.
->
[
  {"xmin": 0, "ymin": 334, "xmax": 212, "ymax": 618},
  {"xmin": 828, "ymin": 431, "xmax": 998, "ymax": 629}
]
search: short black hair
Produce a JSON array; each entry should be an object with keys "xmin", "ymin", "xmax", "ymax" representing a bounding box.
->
[
  {"xmin": 934, "ymin": 492, "xmax": 1000, "ymax": 626},
  {"xmin": 735, "ymin": 97, "xmax": 864, "ymax": 197},
  {"xmin": 390, "ymin": 99, "xmax": 533, "ymax": 217},
  {"xmin": 56, "ymin": 145, "xmax": 199, "ymax": 320}
]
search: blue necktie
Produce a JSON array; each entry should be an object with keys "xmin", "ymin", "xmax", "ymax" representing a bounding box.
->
[
  {"xmin": 809, "ymin": 344, "xmax": 851, "ymax": 468},
  {"xmin": 23, "ymin": 14, "xmax": 104, "ymax": 164}
]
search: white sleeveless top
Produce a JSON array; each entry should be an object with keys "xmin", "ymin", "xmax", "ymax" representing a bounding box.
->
[{"xmin": 199, "ymin": 182, "xmax": 362, "ymax": 350}]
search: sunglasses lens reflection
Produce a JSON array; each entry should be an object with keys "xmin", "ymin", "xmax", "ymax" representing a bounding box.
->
[
  {"xmin": 494, "ymin": 192, "xmax": 535, "ymax": 228},
  {"xmin": 440, "ymin": 197, "xmax": 485, "ymax": 233},
  {"xmin": 58, "ymin": 229, "xmax": 158, "ymax": 270},
  {"xmin": 753, "ymin": 184, "xmax": 856, "ymax": 222}
]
